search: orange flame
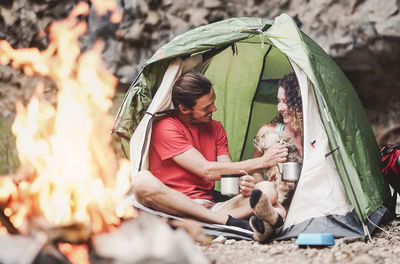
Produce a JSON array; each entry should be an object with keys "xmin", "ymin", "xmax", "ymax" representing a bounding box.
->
[
  {"xmin": 0, "ymin": 1, "xmax": 136, "ymax": 235},
  {"xmin": 58, "ymin": 242, "xmax": 90, "ymax": 264},
  {"xmin": 0, "ymin": 225, "xmax": 6, "ymax": 235}
]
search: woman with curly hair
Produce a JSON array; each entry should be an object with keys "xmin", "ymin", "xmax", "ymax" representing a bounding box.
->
[
  {"xmin": 255, "ymin": 72, "xmax": 303, "ymax": 165},
  {"xmin": 247, "ymin": 73, "xmax": 303, "ymax": 241}
]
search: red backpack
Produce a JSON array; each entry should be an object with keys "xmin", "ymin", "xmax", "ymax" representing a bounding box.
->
[{"xmin": 381, "ymin": 144, "xmax": 400, "ymax": 192}]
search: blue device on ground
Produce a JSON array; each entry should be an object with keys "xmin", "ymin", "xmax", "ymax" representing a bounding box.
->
[{"xmin": 296, "ymin": 233, "xmax": 335, "ymax": 247}]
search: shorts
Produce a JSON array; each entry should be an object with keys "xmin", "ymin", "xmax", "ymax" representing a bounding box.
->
[
  {"xmin": 193, "ymin": 190, "xmax": 232, "ymax": 212},
  {"xmin": 193, "ymin": 199, "xmax": 224, "ymax": 212}
]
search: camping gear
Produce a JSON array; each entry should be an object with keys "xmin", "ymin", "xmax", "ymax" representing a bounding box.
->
[
  {"xmin": 296, "ymin": 233, "xmax": 335, "ymax": 247},
  {"xmin": 380, "ymin": 144, "xmax": 400, "ymax": 193},
  {"xmin": 112, "ymin": 14, "xmax": 391, "ymax": 240},
  {"xmin": 278, "ymin": 162, "xmax": 302, "ymax": 182},
  {"xmin": 220, "ymin": 174, "xmax": 242, "ymax": 195}
]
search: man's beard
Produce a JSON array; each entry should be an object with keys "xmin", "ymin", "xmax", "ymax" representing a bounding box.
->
[{"xmin": 189, "ymin": 111, "xmax": 211, "ymax": 125}]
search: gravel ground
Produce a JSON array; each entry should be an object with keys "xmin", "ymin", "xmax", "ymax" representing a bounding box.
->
[{"xmin": 198, "ymin": 206, "xmax": 400, "ymax": 264}]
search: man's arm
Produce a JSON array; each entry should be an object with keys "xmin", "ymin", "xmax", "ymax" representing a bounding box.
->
[
  {"xmin": 216, "ymin": 154, "xmax": 232, "ymax": 162},
  {"xmin": 172, "ymin": 143, "xmax": 287, "ymax": 181}
]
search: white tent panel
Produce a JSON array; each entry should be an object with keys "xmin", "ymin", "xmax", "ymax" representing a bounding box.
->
[
  {"xmin": 129, "ymin": 56, "xmax": 202, "ymax": 180},
  {"xmin": 283, "ymin": 62, "xmax": 353, "ymax": 229}
]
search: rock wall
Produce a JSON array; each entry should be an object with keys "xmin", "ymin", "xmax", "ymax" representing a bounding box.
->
[{"xmin": 0, "ymin": 0, "xmax": 399, "ymax": 145}]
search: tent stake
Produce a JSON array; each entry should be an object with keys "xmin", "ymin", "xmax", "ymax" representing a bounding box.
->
[{"xmin": 363, "ymin": 223, "xmax": 372, "ymax": 242}]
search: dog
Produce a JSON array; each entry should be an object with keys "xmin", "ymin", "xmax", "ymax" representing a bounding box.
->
[{"xmin": 253, "ymin": 129, "xmax": 302, "ymax": 206}]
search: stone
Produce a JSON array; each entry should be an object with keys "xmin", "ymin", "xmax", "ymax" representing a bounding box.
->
[
  {"xmin": 225, "ymin": 239, "xmax": 236, "ymax": 245},
  {"xmin": 350, "ymin": 241, "xmax": 369, "ymax": 254},
  {"xmin": 350, "ymin": 255, "xmax": 375, "ymax": 264},
  {"xmin": 203, "ymin": 0, "xmax": 222, "ymax": 9},
  {"xmin": 212, "ymin": 236, "xmax": 227, "ymax": 244},
  {"xmin": 146, "ymin": 10, "xmax": 160, "ymax": 26}
]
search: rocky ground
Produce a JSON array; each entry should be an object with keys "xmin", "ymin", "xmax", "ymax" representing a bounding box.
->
[
  {"xmin": 197, "ymin": 206, "xmax": 400, "ymax": 264},
  {"xmin": 200, "ymin": 219, "xmax": 400, "ymax": 264},
  {"xmin": 199, "ymin": 225, "xmax": 400, "ymax": 264}
]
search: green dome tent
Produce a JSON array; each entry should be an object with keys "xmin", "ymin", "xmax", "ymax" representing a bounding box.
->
[{"xmin": 112, "ymin": 14, "xmax": 391, "ymax": 239}]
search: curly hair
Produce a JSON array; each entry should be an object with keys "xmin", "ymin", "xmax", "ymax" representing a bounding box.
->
[{"xmin": 271, "ymin": 73, "xmax": 303, "ymax": 135}]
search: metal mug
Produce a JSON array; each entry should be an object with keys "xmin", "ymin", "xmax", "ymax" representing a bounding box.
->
[
  {"xmin": 220, "ymin": 174, "xmax": 242, "ymax": 195},
  {"xmin": 277, "ymin": 162, "xmax": 302, "ymax": 182}
]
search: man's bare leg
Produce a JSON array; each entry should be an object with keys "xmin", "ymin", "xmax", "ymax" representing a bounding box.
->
[
  {"xmin": 133, "ymin": 170, "xmax": 284, "ymax": 233},
  {"xmin": 213, "ymin": 194, "xmax": 251, "ymax": 219},
  {"xmin": 133, "ymin": 170, "xmax": 229, "ymax": 224},
  {"xmin": 211, "ymin": 181, "xmax": 285, "ymax": 219}
]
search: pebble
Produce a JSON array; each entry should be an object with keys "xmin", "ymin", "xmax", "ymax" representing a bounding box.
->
[
  {"xmin": 224, "ymin": 239, "xmax": 236, "ymax": 245},
  {"xmin": 350, "ymin": 255, "xmax": 375, "ymax": 264},
  {"xmin": 213, "ymin": 236, "xmax": 226, "ymax": 244}
]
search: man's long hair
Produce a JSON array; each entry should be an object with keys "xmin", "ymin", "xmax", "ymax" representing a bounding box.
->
[{"xmin": 172, "ymin": 71, "xmax": 212, "ymax": 110}]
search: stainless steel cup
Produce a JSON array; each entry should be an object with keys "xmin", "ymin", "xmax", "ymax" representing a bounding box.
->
[
  {"xmin": 220, "ymin": 174, "xmax": 241, "ymax": 195},
  {"xmin": 278, "ymin": 162, "xmax": 302, "ymax": 182}
]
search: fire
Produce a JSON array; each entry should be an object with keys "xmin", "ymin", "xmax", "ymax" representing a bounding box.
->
[
  {"xmin": 0, "ymin": 224, "xmax": 6, "ymax": 235},
  {"xmin": 0, "ymin": 1, "xmax": 136, "ymax": 236},
  {"xmin": 58, "ymin": 242, "xmax": 90, "ymax": 264}
]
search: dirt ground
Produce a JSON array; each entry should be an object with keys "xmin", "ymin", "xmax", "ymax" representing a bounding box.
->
[{"xmin": 198, "ymin": 205, "xmax": 400, "ymax": 264}]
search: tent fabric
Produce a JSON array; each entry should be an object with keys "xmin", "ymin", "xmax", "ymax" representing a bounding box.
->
[
  {"xmin": 282, "ymin": 63, "xmax": 353, "ymax": 229},
  {"xmin": 266, "ymin": 15, "xmax": 389, "ymax": 222},
  {"xmin": 204, "ymin": 43, "xmax": 267, "ymax": 161},
  {"xmin": 113, "ymin": 14, "xmax": 392, "ymax": 240},
  {"xmin": 129, "ymin": 55, "xmax": 202, "ymax": 174},
  {"xmin": 277, "ymin": 206, "xmax": 387, "ymax": 240},
  {"xmin": 132, "ymin": 200, "xmax": 253, "ymax": 241},
  {"xmin": 146, "ymin": 18, "xmax": 273, "ymax": 65}
]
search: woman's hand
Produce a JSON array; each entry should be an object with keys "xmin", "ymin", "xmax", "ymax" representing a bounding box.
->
[
  {"xmin": 267, "ymin": 170, "xmax": 277, "ymax": 182},
  {"xmin": 238, "ymin": 170, "xmax": 256, "ymax": 197}
]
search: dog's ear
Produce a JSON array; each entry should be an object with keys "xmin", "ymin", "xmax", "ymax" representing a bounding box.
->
[
  {"xmin": 253, "ymin": 136, "xmax": 263, "ymax": 152},
  {"xmin": 281, "ymin": 134, "xmax": 295, "ymax": 144},
  {"xmin": 287, "ymin": 142, "xmax": 298, "ymax": 152},
  {"xmin": 253, "ymin": 136, "xmax": 259, "ymax": 146}
]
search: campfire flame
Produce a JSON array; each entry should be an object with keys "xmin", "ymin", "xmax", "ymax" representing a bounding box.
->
[
  {"xmin": 58, "ymin": 242, "xmax": 90, "ymax": 264},
  {"xmin": 0, "ymin": 0, "xmax": 136, "ymax": 237}
]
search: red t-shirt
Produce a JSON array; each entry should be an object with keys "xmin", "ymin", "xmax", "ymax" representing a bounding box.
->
[{"xmin": 149, "ymin": 115, "xmax": 230, "ymax": 201}]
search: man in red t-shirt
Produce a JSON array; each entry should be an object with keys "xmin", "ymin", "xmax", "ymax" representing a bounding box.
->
[
  {"xmin": 149, "ymin": 115, "xmax": 229, "ymax": 202},
  {"xmin": 133, "ymin": 71, "xmax": 288, "ymax": 241}
]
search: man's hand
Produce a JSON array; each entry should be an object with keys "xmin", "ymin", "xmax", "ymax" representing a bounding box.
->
[
  {"xmin": 262, "ymin": 143, "xmax": 288, "ymax": 168},
  {"xmin": 238, "ymin": 170, "xmax": 256, "ymax": 197}
]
